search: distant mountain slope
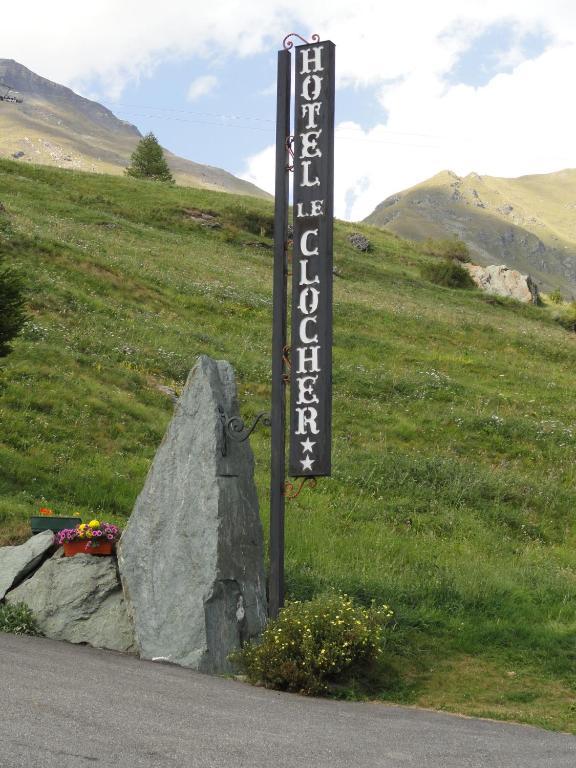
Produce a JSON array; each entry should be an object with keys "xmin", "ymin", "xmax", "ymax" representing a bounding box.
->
[
  {"xmin": 364, "ymin": 169, "xmax": 576, "ymax": 293},
  {"xmin": 0, "ymin": 59, "xmax": 269, "ymax": 199}
]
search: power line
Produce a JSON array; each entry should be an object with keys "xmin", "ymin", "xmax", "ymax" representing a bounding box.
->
[
  {"xmin": 115, "ymin": 110, "xmax": 273, "ymax": 132},
  {"xmin": 109, "ymin": 102, "xmax": 275, "ymax": 123},
  {"xmin": 108, "ymin": 101, "xmax": 448, "ymax": 141},
  {"xmin": 114, "ymin": 108, "xmax": 447, "ymax": 149}
]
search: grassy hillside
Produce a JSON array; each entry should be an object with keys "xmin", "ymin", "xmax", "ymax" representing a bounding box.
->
[
  {"xmin": 364, "ymin": 169, "xmax": 576, "ymax": 294},
  {"xmin": 1, "ymin": 158, "xmax": 576, "ymax": 731},
  {"xmin": 0, "ymin": 59, "xmax": 268, "ymax": 198}
]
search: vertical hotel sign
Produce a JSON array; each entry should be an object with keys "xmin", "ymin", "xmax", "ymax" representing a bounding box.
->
[{"xmin": 289, "ymin": 41, "xmax": 335, "ymax": 477}]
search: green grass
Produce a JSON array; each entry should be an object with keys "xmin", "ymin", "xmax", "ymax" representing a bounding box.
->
[
  {"xmin": 0, "ymin": 602, "xmax": 39, "ymax": 635},
  {"xmin": 1, "ymin": 158, "xmax": 575, "ymax": 731}
]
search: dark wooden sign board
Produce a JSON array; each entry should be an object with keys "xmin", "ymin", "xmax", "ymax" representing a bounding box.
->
[
  {"xmin": 269, "ymin": 37, "xmax": 335, "ymax": 618},
  {"xmin": 289, "ymin": 41, "xmax": 335, "ymax": 478}
]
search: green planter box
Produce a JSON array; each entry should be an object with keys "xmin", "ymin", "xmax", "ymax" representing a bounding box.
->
[{"xmin": 30, "ymin": 516, "xmax": 81, "ymax": 535}]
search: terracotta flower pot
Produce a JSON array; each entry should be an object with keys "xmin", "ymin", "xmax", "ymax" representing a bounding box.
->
[{"xmin": 62, "ymin": 540, "xmax": 114, "ymax": 557}]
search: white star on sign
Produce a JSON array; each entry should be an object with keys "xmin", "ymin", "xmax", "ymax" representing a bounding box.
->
[
  {"xmin": 300, "ymin": 438, "xmax": 316, "ymax": 454},
  {"xmin": 300, "ymin": 456, "xmax": 315, "ymax": 472}
]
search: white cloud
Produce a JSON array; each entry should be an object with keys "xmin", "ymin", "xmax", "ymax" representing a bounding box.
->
[
  {"xmin": 5, "ymin": 1, "xmax": 576, "ymax": 218},
  {"xmin": 241, "ymin": 145, "xmax": 276, "ymax": 199},
  {"xmin": 187, "ymin": 75, "xmax": 218, "ymax": 101},
  {"xmin": 239, "ymin": 2, "xmax": 576, "ymax": 220},
  {"xmin": 8, "ymin": 1, "xmax": 574, "ymax": 96},
  {"xmin": 243, "ymin": 35, "xmax": 576, "ymax": 221},
  {"xmin": 2, "ymin": 1, "xmax": 296, "ymax": 98}
]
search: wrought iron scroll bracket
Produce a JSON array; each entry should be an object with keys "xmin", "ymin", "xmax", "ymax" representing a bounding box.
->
[
  {"xmin": 282, "ymin": 345, "xmax": 291, "ymax": 384},
  {"xmin": 283, "ymin": 476, "xmax": 318, "ymax": 500},
  {"xmin": 286, "ymin": 135, "xmax": 295, "ymax": 172},
  {"xmin": 218, "ymin": 406, "xmax": 271, "ymax": 456},
  {"xmin": 283, "ymin": 33, "xmax": 320, "ymax": 50}
]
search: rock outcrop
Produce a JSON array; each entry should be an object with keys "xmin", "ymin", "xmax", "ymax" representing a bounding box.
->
[
  {"xmin": 0, "ymin": 531, "xmax": 55, "ymax": 600},
  {"xmin": 118, "ymin": 355, "xmax": 267, "ymax": 673},
  {"xmin": 348, "ymin": 233, "xmax": 371, "ymax": 252},
  {"xmin": 6, "ymin": 552, "xmax": 135, "ymax": 652},
  {"xmin": 462, "ymin": 264, "xmax": 539, "ymax": 304}
]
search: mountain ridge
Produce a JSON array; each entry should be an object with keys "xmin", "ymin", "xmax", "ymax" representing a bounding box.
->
[
  {"xmin": 0, "ymin": 59, "xmax": 268, "ymax": 199},
  {"xmin": 364, "ymin": 167, "xmax": 576, "ymax": 293}
]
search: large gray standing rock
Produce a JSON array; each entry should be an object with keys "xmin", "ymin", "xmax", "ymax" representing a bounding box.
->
[
  {"xmin": 117, "ymin": 355, "xmax": 267, "ymax": 673},
  {"xmin": 6, "ymin": 553, "xmax": 135, "ymax": 653},
  {"xmin": 0, "ymin": 531, "xmax": 55, "ymax": 600},
  {"xmin": 463, "ymin": 263, "xmax": 539, "ymax": 304}
]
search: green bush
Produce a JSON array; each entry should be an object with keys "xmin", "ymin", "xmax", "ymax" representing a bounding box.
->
[
  {"xmin": 421, "ymin": 238, "xmax": 471, "ymax": 263},
  {"xmin": 421, "ymin": 258, "xmax": 476, "ymax": 289},
  {"xmin": 0, "ymin": 602, "xmax": 39, "ymax": 635},
  {"xmin": 554, "ymin": 302, "xmax": 576, "ymax": 332},
  {"xmin": 232, "ymin": 593, "xmax": 394, "ymax": 696},
  {"xmin": 548, "ymin": 289, "xmax": 564, "ymax": 305},
  {"xmin": 0, "ymin": 253, "xmax": 27, "ymax": 358}
]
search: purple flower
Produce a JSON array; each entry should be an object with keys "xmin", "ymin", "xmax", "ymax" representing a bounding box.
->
[{"xmin": 57, "ymin": 528, "xmax": 79, "ymax": 544}]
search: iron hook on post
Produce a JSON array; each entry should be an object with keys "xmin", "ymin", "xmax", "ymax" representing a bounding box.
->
[
  {"xmin": 285, "ymin": 135, "xmax": 295, "ymax": 172},
  {"xmin": 282, "ymin": 345, "xmax": 291, "ymax": 384},
  {"xmin": 283, "ymin": 476, "xmax": 318, "ymax": 500}
]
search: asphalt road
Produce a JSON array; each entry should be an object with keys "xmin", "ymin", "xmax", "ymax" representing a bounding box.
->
[{"xmin": 1, "ymin": 633, "xmax": 574, "ymax": 768}]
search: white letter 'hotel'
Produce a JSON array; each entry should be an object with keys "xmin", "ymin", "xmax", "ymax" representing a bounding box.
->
[{"xmin": 289, "ymin": 40, "xmax": 335, "ymax": 478}]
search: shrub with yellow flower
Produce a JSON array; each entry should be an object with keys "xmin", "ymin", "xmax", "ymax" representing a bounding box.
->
[{"xmin": 231, "ymin": 592, "xmax": 394, "ymax": 696}]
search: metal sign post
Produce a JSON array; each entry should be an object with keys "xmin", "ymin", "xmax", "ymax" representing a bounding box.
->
[
  {"xmin": 269, "ymin": 35, "xmax": 335, "ymax": 619},
  {"xmin": 269, "ymin": 48, "xmax": 291, "ymax": 620}
]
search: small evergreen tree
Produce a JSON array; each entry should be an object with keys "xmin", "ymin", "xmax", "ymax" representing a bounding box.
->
[
  {"xmin": 0, "ymin": 254, "xmax": 26, "ymax": 358},
  {"xmin": 125, "ymin": 132, "xmax": 175, "ymax": 183}
]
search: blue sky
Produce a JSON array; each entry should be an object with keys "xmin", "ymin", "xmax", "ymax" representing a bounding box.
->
[
  {"xmin": 446, "ymin": 22, "xmax": 551, "ymax": 87},
  {"xmin": 99, "ymin": 52, "xmax": 385, "ymax": 178},
  {"xmin": 5, "ymin": 1, "xmax": 575, "ymax": 220}
]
